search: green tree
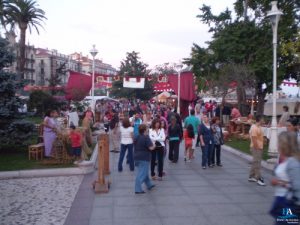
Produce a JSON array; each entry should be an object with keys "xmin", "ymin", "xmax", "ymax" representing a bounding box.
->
[
  {"xmin": 46, "ymin": 61, "xmax": 66, "ymax": 95},
  {"xmin": 5, "ymin": 0, "xmax": 46, "ymax": 77},
  {"xmin": 0, "ymin": 37, "xmax": 21, "ymax": 122},
  {"xmin": 0, "ymin": 37, "xmax": 35, "ymax": 149},
  {"xmin": 28, "ymin": 90, "xmax": 63, "ymax": 115},
  {"xmin": 186, "ymin": 1, "xmax": 300, "ymax": 115},
  {"xmin": 110, "ymin": 51, "xmax": 153, "ymax": 100}
]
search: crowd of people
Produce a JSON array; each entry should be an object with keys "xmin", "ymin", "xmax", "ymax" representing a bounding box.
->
[{"xmin": 42, "ymin": 98, "xmax": 300, "ymax": 222}]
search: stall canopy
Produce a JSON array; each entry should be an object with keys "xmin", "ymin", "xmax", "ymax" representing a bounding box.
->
[{"xmin": 65, "ymin": 71, "xmax": 92, "ymax": 101}]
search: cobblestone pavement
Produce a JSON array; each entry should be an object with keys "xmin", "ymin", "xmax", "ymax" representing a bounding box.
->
[
  {"xmin": 65, "ymin": 143, "xmax": 276, "ymax": 225},
  {"xmin": 0, "ymin": 175, "xmax": 83, "ymax": 225}
]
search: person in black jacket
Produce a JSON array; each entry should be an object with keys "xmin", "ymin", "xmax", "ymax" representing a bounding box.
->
[
  {"xmin": 199, "ymin": 115, "xmax": 214, "ymax": 169},
  {"xmin": 168, "ymin": 116, "xmax": 182, "ymax": 163}
]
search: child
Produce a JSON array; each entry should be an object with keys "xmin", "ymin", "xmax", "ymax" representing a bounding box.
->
[
  {"xmin": 69, "ymin": 125, "xmax": 82, "ymax": 164},
  {"xmin": 184, "ymin": 124, "xmax": 194, "ymax": 162}
]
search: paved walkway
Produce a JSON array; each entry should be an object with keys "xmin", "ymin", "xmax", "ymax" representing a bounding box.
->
[
  {"xmin": 65, "ymin": 144, "xmax": 275, "ymax": 225},
  {"xmin": 0, "ymin": 175, "xmax": 83, "ymax": 225}
]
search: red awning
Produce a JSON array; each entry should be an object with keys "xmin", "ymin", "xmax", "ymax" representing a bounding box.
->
[{"xmin": 65, "ymin": 71, "xmax": 92, "ymax": 101}]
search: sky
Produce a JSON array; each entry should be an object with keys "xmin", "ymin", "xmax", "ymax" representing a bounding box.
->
[{"xmin": 26, "ymin": 0, "xmax": 236, "ymax": 69}]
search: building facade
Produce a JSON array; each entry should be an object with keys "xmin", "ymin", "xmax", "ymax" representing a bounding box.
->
[{"xmin": 6, "ymin": 31, "xmax": 35, "ymax": 84}]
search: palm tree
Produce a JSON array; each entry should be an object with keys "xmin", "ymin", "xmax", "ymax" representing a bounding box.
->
[
  {"xmin": 6, "ymin": 0, "xmax": 46, "ymax": 77},
  {"xmin": 0, "ymin": 0, "xmax": 9, "ymax": 31}
]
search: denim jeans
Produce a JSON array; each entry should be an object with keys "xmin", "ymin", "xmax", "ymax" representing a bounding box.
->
[
  {"xmin": 118, "ymin": 144, "xmax": 134, "ymax": 171},
  {"xmin": 135, "ymin": 160, "xmax": 153, "ymax": 192},
  {"xmin": 201, "ymin": 144, "xmax": 213, "ymax": 167}
]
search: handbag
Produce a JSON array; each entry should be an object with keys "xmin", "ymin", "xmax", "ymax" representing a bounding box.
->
[{"xmin": 155, "ymin": 141, "xmax": 164, "ymax": 150}]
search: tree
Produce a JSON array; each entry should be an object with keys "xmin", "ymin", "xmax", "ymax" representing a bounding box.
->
[
  {"xmin": 110, "ymin": 51, "xmax": 153, "ymax": 100},
  {"xmin": 28, "ymin": 90, "xmax": 62, "ymax": 115},
  {"xmin": 0, "ymin": 0, "xmax": 9, "ymax": 32},
  {"xmin": 5, "ymin": 0, "xmax": 46, "ymax": 77},
  {"xmin": 46, "ymin": 61, "xmax": 66, "ymax": 95},
  {"xmin": 186, "ymin": 1, "xmax": 300, "ymax": 115},
  {"xmin": 0, "ymin": 37, "xmax": 22, "ymax": 123},
  {"xmin": 0, "ymin": 37, "xmax": 35, "ymax": 150}
]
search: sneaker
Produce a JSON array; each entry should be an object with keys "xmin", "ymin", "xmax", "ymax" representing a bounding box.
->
[
  {"xmin": 184, "ymin": 157, "xmax": 187, "ymax": 162},
  {"xmin": 187, "ymin": 159, "xmax": 191, "ymax": 163},
  {"xmin": 151, "ymin": 176, "xmax": 157, "ymax": 180},
  {"xmin": 148, "ymin": 185, "xmax": 156, "ymax": 191},
  {"xmin": 202, "ymin": 166, "xmax": 206, "ymax": 169},
  {"xmin": 135, "ymin": 191, "xmax": 146, "ymax": 194},
  {"xmin": 217, "ymin": 164, "xmax": 223, "ymax": 167},
  {"xmin": 257, "ymin": 178, "xmax": 266, "ymax": 186},
  {"xmin": 248, "ymin": 177, "xmax": 258, "ymax": 182}
]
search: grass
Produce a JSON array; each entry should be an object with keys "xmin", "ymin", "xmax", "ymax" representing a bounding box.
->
[
  {"xmin": 0, "ymin": 151, "xmax": 75, "ymax": 171},
  {"xmin": 25, "ymin": 115, "xmax": 43, "ymax": 124},
  {"xmin": 226, "ymin": 137, "xmax": 270, "ymax": 161}
]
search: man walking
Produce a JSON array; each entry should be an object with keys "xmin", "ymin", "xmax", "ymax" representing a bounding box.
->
[{"xmin": 248, "ymin": 116, "xmax": 265, "ymax": 186}]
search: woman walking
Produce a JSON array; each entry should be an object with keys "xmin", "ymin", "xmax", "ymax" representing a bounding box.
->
[
  {"xmin": 168, "ymin": 116, "xmax": 182, "ymax": 163},
  {"xmin": 270, "ymin": 131, "xmax": 300, "ymax": 223},
  {"xmin": 134, "ymin": 124, "xmax": 155, "ymax": 194},
  {"xmin": 149, "ymin": 119, "xmax": 166, "ymax": 180},
  {"xmin": 199, "ymin": 115, "xmax": 214, "ymax": 169},
  {"xmin": 118, "ymin": 118, "xmax": 134, "ymax": 172},
  {"xmin": 211, "ymin": 117, "xmax": 224, "ymax": 167},
  {"xmin": 43, "ymin": 109, "xmax": 59, "ymax": 157}
]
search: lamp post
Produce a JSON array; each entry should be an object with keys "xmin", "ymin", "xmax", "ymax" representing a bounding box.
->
[
  {"xmin": 90, "ymin": 44, "xmax": 98, "ymax": 110},
  {"xmin": 176, "ymin": 63, "xmax": 183, "ymax": 115},
  {"xmin": 266, "ymin": 1, "xmax": 283, "ymax": 162}
]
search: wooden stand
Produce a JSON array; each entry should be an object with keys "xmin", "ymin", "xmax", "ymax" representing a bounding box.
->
[
  {"xmin": 93, "ymin": 135, "xmax": 110, "ymax": 194},
  {"xmin": 102, "ymin": 134, "xmax": 110, "ymax": 175}
]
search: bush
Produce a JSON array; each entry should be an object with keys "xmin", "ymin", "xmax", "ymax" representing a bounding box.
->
[
  {"xmin": 0, "ymin": 120, "xmax": 35, "ymax": 151},
  {"xmin": 28, "ymin": 90, "xmax": 65, "ymax": 116}
]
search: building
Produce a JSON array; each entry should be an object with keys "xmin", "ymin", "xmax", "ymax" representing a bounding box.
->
[
  {"xmin": 5, "ymin": 31, "xmax": 117, "ymax": 88},
  {"xmin": 35, "ymin": 48, "xmax": 80, "ymax": 85},
  {"xmin": 6, "ymin": 31, "xmax": 35, "ymax": 84},
  {"xmin": 70, "ymin": 52, "xmax": 117, "ymax": 75}
]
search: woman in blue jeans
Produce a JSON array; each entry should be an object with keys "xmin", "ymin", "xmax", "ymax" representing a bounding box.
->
[
  {"xmin": 134, "ymin": 124, "xmax": 155, "ymax": 194},
  {"xmin": 199, "ymin": 115, "xmax": 214, "ymax": 169},
  {"xmin": 118, "ymin": 117, "xmax": 134, "ymax": 172}
]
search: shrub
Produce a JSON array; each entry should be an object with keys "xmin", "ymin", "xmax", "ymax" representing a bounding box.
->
[{"xmin": 0, "ymin": 120, "xmax": 35, "ymax": 150}]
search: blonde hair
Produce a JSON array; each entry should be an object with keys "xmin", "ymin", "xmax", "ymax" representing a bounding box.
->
[{"xmin": 278, "ymin": 131, "xmax": 300, "ymax": 159}]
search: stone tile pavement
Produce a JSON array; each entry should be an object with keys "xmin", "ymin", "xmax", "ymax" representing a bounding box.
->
[
  {"xmin": 0, "ymin": 175, "xmax": 83, "ymax": 225},
  {"xmin": 65, "ymin": 144, "xmax": 276, "ymax": 225}
]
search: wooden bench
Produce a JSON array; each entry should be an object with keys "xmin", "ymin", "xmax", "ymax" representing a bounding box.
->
[{"xmin": 28, "ymin": 143, "xmax": 44, "ymax": 160}]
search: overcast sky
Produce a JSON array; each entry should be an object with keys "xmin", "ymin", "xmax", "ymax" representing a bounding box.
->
[{"xmin": 27, "ymin": 0, "xmax": 236, "ymax": 69}]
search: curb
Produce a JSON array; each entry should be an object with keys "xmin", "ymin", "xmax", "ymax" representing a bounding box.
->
[
  {"xmin": 222, "ymin": 145, "xmax": 275, "ymax": 171},
  {"xmin": 0, "ymin": 144, "xmax": 99, "ymax": 180}
]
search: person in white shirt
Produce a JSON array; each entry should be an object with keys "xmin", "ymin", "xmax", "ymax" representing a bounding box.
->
[
  {"xmin": 118, "ymin": 117, "xmax": 134, "ymax": 172},
  {"xmin": 68, "ymin": 108, "xmax": 79, "ymax": 127},
  {"xmin": 149, "ymin": 118, "xmax": 166, "ymax": 181},
  {"xmin": 269, "ymin": 131, "xmax": 296, "ymax": 220}
]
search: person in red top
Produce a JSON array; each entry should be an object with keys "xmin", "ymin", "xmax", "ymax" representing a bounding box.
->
[
  {"xmin": 183, "ymin": 124, "xmax": 194, "ymax": 162},
  {"xmin": 69, "ymin": 125, "xmax": 82, "ymax": 163}
]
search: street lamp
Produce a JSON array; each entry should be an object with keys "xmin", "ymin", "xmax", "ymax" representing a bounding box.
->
[
  {"xmin": 89, "ymin": 44, "xmax": 98, "ymax": 110},
  {"xmin": 266, "ymin": 1, "xmax": 283, "ymax": 162},
  {"xmin": 175, "ymin": 63, "xmax": 183, "ymax": 115}
]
